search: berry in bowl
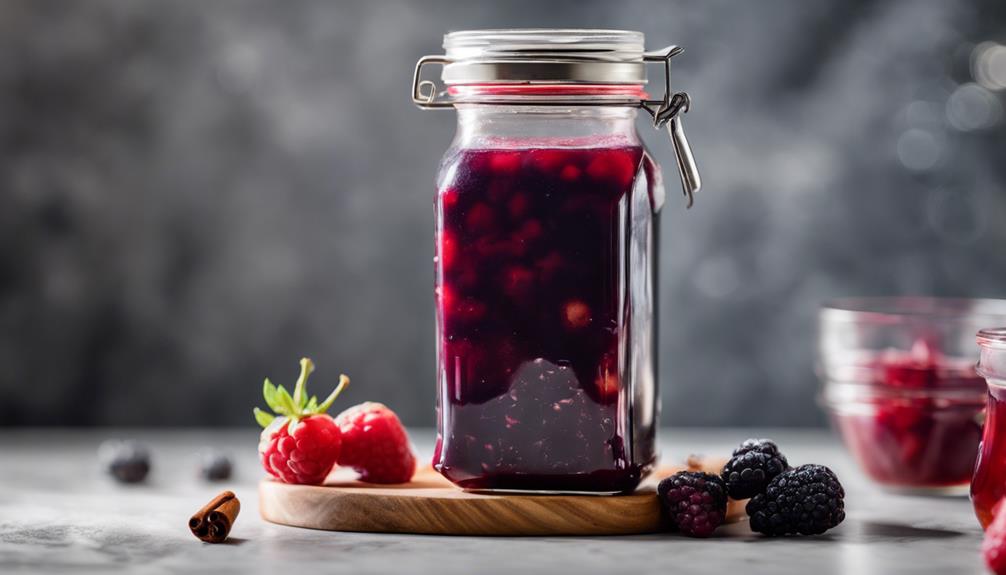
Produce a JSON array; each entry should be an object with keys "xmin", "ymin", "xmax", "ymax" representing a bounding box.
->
[{"xmin": 818, "ymin": 297, "xmax": 1006, "ymax": 494}]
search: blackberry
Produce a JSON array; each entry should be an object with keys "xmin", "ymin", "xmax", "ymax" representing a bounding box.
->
[
  {"xmin": 657, "ymin": 471, "xmax": 728, "ymax": 538},
  {"xmin": 99, "ymin": 440, "xmax": 151, "ymax": 484},
  {"xmin": 199, "ymin": 450, "xmax": 233, "ymax": 481},
  {"xmin": 721, "ymin": 438, "xmax": 789, "ymax": 499},
  {"xmin": 746, "ymin": 464, "xmax": 846, "ymax": 536}
]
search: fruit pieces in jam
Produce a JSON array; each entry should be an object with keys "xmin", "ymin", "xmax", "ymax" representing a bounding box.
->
[
  {"xmin": 973, "ymin": 382, "xmax": 1006, "ymax": 528},
  {"xmin": 433, "ymin": 144, "xmax": 655, "ymax": 492},
  {"xmin": 833, "ymin": 341, "xmax": 985, "ymax": 490}
]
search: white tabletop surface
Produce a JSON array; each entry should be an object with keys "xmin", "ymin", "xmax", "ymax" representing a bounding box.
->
[{"xmin": 0, "ymin": 428, "xmax": 987, "ymax": 575}]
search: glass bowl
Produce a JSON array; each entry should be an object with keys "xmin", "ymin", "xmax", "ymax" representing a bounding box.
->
[{"xmin": 818, "ymin": 297, "xmax": 1006, "ymax": 494}]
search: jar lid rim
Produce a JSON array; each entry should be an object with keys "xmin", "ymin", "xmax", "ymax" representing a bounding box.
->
[
  {"xmin": 978, "ymin": 327, "xmax": 1006, "ymax": 348},
  {"xmin": 820, "ymin": 296, "xmax": 1006, "ymax": 324},
  {"xmin": 444, "ymin": 29, "xmax": 645, "ymax": 58},
  {"xmin": 441, "ymin": 29, "xmax": 650, "ymax": 85}
]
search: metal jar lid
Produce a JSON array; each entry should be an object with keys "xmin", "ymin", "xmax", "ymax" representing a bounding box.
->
[
  {"xmin": 441, "ymin": 29, "xmax": 648, "ymax": 85},
  {"xmin": 412, "ymin": 29, "xmax": 702, "ymax": 208}
]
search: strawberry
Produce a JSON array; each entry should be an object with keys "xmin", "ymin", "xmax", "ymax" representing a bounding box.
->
[
  {"xmin": 985, "ymin": 499, "xmax": 1006, "ymax": 575},
  {"xmin": 254, "ymin": 358, "xmax": 349, "ymax": 485},
  {"xmin": 336, "ymin": 402, "xmax": 416, "ymax": 484}
]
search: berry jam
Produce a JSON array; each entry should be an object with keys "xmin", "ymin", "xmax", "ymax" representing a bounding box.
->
[
  {"xmin": 830, "ymin": 349, "xmax": 984, "ymax": 491},
  {"xmin": 432, "ymin": 144, "xmax": 659, "ymax": 493},
  {"xmin": 972, "ymin": 383, "xmax": 1006, "ymax": 528}
]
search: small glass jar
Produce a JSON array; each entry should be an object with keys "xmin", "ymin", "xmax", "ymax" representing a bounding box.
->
[
  {"xmin": 413, "ymin": 30, "xmax": 700, "ymax": 493},
  {"xmin": 819, "ymin": 298, "xmax": 1003, "ymax": 494},
  {"xmin": 972, "ymin": 328, "xmax": 1006, "ymax": 527}
]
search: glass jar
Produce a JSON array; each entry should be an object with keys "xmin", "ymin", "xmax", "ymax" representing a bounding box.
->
[
  {"xmin": 413, "ymin": 30, "xmax": 700, "ymax": 493},
  {"xmin": 818, "ymin": 298, "xmax": 1003, "ymax": 494},
  {"xmin": 973, "ymin": 328, "xmax": 1006, "ymax": 527}
]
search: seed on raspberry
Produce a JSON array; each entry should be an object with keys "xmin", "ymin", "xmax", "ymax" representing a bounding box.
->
[{"xmin": 657, "ymin": 471, "xmax": 728, "ymax": 538}]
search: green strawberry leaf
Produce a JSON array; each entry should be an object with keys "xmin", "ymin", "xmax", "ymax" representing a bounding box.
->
[
  {"xmin": 276, "ymin": 385, "xmax": 296, "ymax": 415},
  {"xmin": 258, "ymin": 359, "xmax": 349, "ymax": 424},
  {"xmin": 263, "ymin": 378, "xmax": 280, "ymax": 411},
  {"xmin": 254, "ymin": 407, "xmax": 275, "ymax": 428}
]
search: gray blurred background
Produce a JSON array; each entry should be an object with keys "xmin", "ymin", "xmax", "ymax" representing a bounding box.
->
[{"xmin": 2, "ymin": 0, "xmax": 1005, "ymax": 427}]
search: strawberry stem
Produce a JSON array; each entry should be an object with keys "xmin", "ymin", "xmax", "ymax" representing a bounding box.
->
[
  {"xmin": 255, "ymin": 359, "xmax": 348, "ymax": 429},
  {"xmin": 292, "ymin": 357, "xmax": 315, "ymax": 409},
  {"xmin": 316, "ymin": 374, "xmax": 350, "ymax": 414}
]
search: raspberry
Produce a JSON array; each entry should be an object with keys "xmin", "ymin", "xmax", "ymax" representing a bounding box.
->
[
  {"xmin": 254, "ymin": 358, "xmax": 349, "ymax": 485},
  {"xmin": 336, "ymin": 402, "xmax": 416, "ymax": 484},
  {"xmin": 984, "ymin": 500, "xmax": 1006, "ymax": 575},
  {"xmin": 657, "ymin": 471, "xmax": 728, "ymax": 538},
  {"xmin": 721, "ymin": 438, "xmax": 790, "ymax": 499},
  {"xmin": 746, "ymin": 464, "xmax": 846, "ymax": 536}
]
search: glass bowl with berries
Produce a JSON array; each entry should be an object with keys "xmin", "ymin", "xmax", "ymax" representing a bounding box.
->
[{"xmin": 818, "ymin": 297, "xmax": 1006, "ymax": 494}]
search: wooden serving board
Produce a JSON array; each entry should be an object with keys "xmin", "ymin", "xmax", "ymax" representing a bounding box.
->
[{"xmin": 259, "ymin": 458, "xmax": 745, "ymax": 536}]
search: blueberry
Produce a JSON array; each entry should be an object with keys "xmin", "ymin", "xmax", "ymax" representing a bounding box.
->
[
  {"xmin": 99, "ymin": 440, "xmax": 151, "ymax": 484},
  {"xmin": 199, "ymin": 451, "xmax": 233, "ymax": 481}
]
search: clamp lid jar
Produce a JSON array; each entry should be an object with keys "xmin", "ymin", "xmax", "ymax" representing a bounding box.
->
[{"xmin": 414, "ymin": 29, "xmax": 700, "ymax": 493}]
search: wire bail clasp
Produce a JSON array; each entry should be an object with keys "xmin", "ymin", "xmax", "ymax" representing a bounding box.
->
[
  {"xmin": 643, "ymin": 46, "xmax": 701, "ymax": 209},
  {"xmin": 412, "ymin": 42, "xmax": 702, "ymax": 208},
  {"xmin": 412, "ymin": 56, "xmax": 452, "ymax": 109}
]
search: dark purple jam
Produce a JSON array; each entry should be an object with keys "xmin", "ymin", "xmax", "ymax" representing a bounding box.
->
[{"xmin": 432, "ymin": 145, "xmax": 658, "ymax": 493}]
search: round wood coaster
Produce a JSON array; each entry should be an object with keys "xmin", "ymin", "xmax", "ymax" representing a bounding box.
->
[{"xmin": 260, "ymin": 458, "xmax": 742, "ymax": 536}]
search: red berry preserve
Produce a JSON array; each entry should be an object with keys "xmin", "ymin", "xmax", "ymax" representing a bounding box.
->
[
  {"xmin": 414, "ymin": 30, "xmax": 701, "ymax": 493},
  {"xmin": 973, "ymin": 329, "xmax": 1006, "ymax": 528},
  {"xmin": 819, "ymin": 299, "xmax": 1005, "ymax": 495},
  {"xmin": 830, "ymin": 351, "xmax": 984, "ymax": 490}
]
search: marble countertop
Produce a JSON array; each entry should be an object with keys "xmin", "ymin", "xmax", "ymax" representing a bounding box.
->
[{"xmin": 0, "ymin": 429, "xmax": 985, "ymax": 574}]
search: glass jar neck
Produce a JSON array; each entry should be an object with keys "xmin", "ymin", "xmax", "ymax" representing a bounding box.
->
[
  {"xmin": 979, "ymin": 344, "xmax": 1006, "ymax": 387},
  {"xmin": 453, "ymin": 105, "xmax": 641, "ymax": 149}
]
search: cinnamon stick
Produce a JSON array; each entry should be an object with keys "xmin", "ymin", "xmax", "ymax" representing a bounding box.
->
[{"xmin": 189, "ymin": 490, "xmax": 240, "ymax": 543}]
